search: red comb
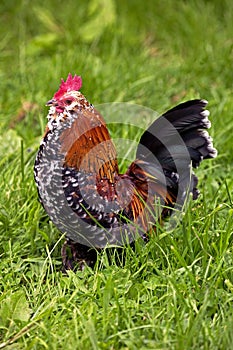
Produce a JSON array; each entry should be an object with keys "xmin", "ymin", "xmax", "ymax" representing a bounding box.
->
[{"xmin": 53, "ymin": 73, "xmax": 82, "ymax": 99}]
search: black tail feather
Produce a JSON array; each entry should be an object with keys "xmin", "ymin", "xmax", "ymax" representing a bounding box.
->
[{"xmin": 136, "ymin": 99, "xmax": 217, "ymax": 200}]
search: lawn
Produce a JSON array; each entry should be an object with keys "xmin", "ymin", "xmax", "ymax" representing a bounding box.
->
[{"xmin": 0, "ymin": 0, "xmax": 233, "ymax": 349}]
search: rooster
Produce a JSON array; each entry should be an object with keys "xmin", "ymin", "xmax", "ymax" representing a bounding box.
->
[{"xmin": 34, "ymin": 73, "xmax": 217, "ymax": 269}]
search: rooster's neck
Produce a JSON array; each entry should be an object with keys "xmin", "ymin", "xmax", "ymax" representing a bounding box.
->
[{"xmin": 57, "ymin": 104, "xmax": 119, "ymax": 184}]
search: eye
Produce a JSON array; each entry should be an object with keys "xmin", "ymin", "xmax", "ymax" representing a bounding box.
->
[{"xmin": 65, "ymin": 99, "xmax": 73, "ymax": 105}]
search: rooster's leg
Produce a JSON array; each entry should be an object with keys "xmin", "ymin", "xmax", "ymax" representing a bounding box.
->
[{"xmin": 61, "ymin": 239, "xmax": 98, "ymax": 271}]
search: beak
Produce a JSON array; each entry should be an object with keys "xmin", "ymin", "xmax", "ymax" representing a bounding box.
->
[{"xmin": 46, "ymin": 99, "xmax": 56, "ymax": 106}]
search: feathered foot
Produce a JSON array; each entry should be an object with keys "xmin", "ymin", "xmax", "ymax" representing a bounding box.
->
[{"xmin": 61, "ymin": 239, "xmax": 98, "ymax": 271}]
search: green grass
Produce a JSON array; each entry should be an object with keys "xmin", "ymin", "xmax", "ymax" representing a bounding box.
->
[{"xmin": 0, "ymin": 0, "xmax": 233, "ymax": 349}]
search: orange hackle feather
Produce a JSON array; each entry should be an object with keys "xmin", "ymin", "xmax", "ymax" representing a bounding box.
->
[{"xmin": 60, "ymin": 108, "xmax": 118, "ymax": 183}]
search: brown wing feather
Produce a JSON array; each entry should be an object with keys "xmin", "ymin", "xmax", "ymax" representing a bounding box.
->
[{"xmin": 121, "ymin": 160, "xmax": 175, "ymax": 232}]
